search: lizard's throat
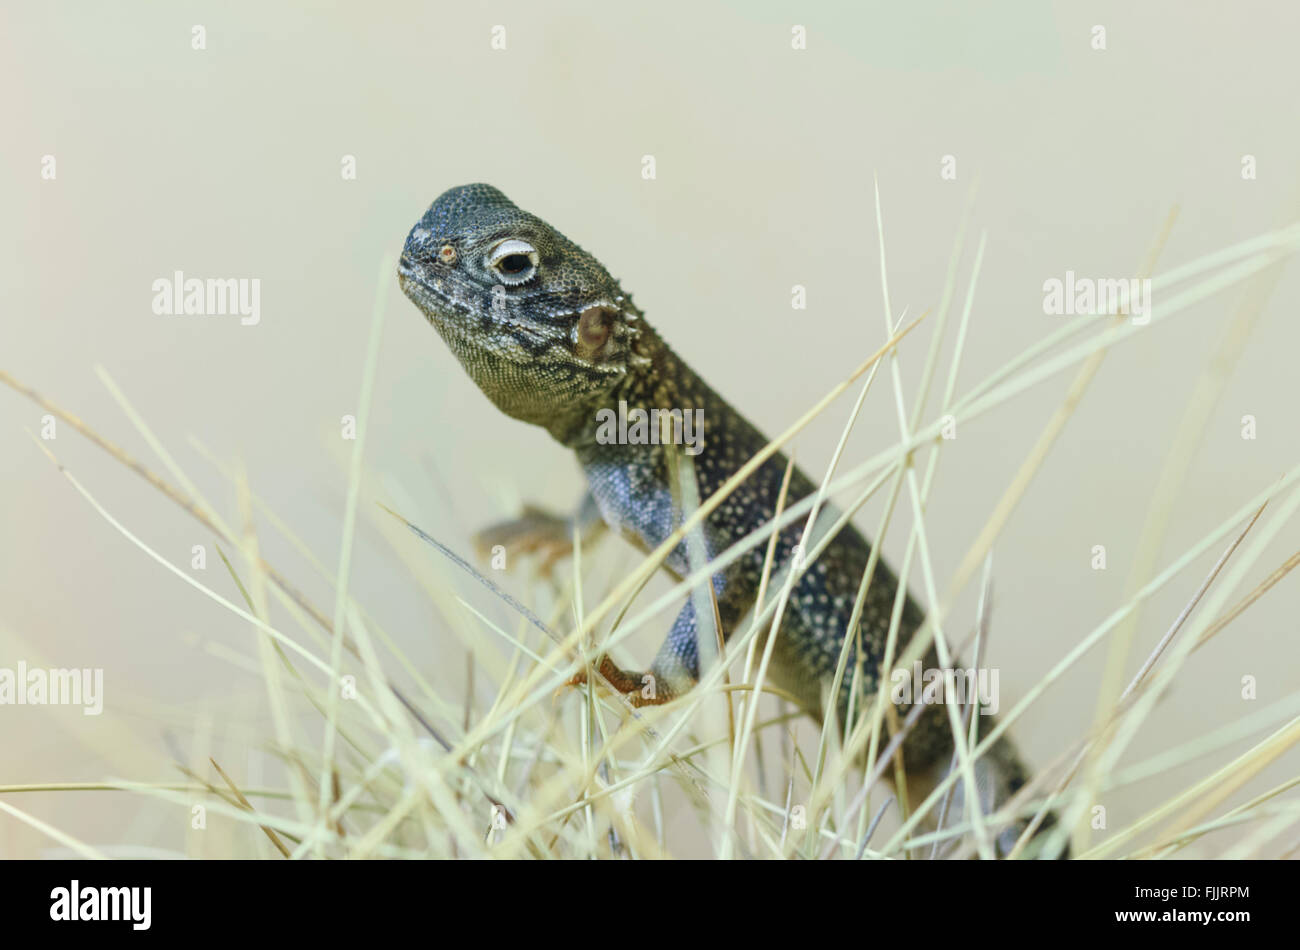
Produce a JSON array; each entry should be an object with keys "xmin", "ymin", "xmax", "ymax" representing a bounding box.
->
[{"xmin": 433, "ymin": 325, "xmax": 605, "ymax": 445}]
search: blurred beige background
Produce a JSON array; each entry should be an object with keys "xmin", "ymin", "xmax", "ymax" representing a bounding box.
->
[{"xmin": 1, "ymin": 0, "xmax": 1298, "ymax": 857}]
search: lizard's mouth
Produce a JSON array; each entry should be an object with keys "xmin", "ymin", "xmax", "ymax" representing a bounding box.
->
[
  {"xmin": 396, "ymin": 258, "xmax": 436, "ymax": 298},
  {"xmin": 398, "ymin": 258, "xmax": 622, "ymax": 337},
  {"xmin": 398, "ymin": 259, "xmax": 564, "ymax": 365},
  {"xmin": 398, "ymin": 256, "xmax": 636, "ymax": 384},
  {"xmin": 397, "ymin": 261, "xmax": 473, "ymax": 324}
]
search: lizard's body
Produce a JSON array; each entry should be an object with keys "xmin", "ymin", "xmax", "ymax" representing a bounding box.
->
[{"xmin": 399, "ymin": 184, "xmax": 1047, "ymax": 856}]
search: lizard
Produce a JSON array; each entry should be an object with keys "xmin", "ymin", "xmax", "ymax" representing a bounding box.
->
[{"xmin": 398, "ymin": 183, "xmax": 1056, "ymax": 857}]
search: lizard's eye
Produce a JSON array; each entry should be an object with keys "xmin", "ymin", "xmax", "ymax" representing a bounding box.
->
[{"xmin": 488, "ymin": 239, "xmax": 539, "ymax": 285}]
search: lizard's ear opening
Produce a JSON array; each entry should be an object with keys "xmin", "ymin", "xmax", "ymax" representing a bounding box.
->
[{"xmin": 575, "ymin": 306, "xmax": 620, "ymax": 361}]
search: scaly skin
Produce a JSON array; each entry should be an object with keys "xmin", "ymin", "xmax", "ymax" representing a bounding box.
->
[{"xmin": 398, "ymin": 183, "xmax": 1053, "ymax": 856}]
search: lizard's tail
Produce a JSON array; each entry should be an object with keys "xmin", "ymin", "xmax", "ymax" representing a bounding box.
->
[{"xmin": 903, "ymin": 711, "xmax": 1065, "ymax": 858}]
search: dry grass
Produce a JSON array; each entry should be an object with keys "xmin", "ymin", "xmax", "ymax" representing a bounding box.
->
[{"xmin": 3, "ymin": 199, "xmax": 1299, "ymax": 860}]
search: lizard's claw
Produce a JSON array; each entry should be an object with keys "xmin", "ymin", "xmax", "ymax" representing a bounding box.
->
[{"xmin": 563, "ymin": 655, "xmax": 669, "ymax": 708}]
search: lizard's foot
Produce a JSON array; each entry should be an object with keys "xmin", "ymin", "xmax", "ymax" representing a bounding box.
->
[
  {"xmin": 474, "ymin": 505, "xmax": 575, "ymax": 578},
  {"xmin": 566, "ymin": 655, "xmax": 672, "ymax": 708}
]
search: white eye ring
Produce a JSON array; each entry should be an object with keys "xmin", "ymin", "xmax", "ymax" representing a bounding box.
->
[{"xmin": 488, "ymin": 239, "xmax": 539, "ymax": 284}]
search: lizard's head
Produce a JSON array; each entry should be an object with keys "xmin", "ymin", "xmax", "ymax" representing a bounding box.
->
[{"xmin": 398, "ymin": 183, "xmax": 644, "ymax": 438}]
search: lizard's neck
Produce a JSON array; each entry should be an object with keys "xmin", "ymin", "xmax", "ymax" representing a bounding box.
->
[{"xmin": 550, "ymin": 321, "xmax": 719, "ymax": 452}]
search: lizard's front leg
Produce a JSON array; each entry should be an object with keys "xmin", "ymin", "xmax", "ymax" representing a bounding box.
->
[
  {"xmin": 568, "ymin": 655, "xmax": 668, "ymax": 707},
  {"xmin": 571, "ymin": 590, "xmax": 712, "ymax": 707},
  {"xmin": 474, "ymin": 491, "xmax": 605, "ymax": 577}
]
